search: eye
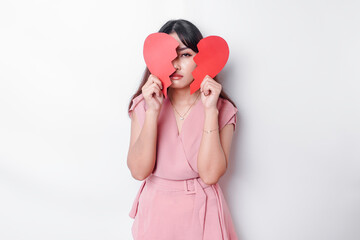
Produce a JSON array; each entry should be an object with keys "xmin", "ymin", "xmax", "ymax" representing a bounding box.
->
[{"xmin": 181, "ymin": 53, "xmax": 192, "ymax": 57}]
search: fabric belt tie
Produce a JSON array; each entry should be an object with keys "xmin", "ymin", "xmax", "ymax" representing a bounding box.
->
[{"xmin": 129, "ymin": 174, "xmax": 229, "ymax": 240}]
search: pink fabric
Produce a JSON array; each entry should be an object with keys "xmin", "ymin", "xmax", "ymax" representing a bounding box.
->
[{"xmin": 128, "ymin": 93, "xmax": 238, "ymax": 239}]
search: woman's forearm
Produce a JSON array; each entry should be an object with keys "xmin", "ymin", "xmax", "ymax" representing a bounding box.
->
[
  {"xmin": 127, "ymin": 110, "xmax": 159, "ymax": 180},
  {"xmin": 197, "ymin": 108, "xmax": 227, "ymax": 185}
]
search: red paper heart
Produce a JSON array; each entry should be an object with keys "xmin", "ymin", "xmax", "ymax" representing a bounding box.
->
[
  {"xmin": 143, "ymin": 33, "xmax": 179, "ymax": 98},
  {"xmin": 191, "ymin": 36, "xmax": 229, "ymax": 94}
]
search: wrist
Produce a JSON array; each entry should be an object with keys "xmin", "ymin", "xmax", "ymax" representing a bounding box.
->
[
  {"xmin": 146, "ymin": 109, "xmax": 160, "ymax": 118},
  {"xmin": 204, "ymin": 107, "xmax": 219, "ymax": 116}
]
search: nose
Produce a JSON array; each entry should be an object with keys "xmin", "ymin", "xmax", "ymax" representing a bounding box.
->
[{"xmin": 172, "ymin": 56, "xmax": 180, "ymax": 70}]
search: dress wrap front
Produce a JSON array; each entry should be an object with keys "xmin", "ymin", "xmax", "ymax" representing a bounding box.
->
[{"xmin": 128, "ymin": 93, "xmax": 238, "ymax": 240}]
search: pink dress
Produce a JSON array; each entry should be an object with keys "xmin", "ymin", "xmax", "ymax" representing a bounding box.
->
[{"xmin": 128, "ymin": 93, "xmax": 238, "ymax": 240}]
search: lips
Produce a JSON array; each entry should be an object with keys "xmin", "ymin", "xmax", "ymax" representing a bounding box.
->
[{"xmin": 170, "ymin": 73, "xmax": 183, "ymax": 80}]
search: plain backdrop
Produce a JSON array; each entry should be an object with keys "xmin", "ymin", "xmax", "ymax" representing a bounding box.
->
[{"xmin": 1, "ymin": 0, "xmax": 359, "ymax": 239}]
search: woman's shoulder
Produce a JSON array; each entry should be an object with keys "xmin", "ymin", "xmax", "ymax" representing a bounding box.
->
[
  {"xmin": 128, "ymin": 93, "xmax": 146, "ymax": 117},
  {"xmin": 217, "ymin": 97, "xmax": 238, "ymax": 131},
  {"xmin": 217, "ymin": 97, "xmax": 237, "ymax": 111}
]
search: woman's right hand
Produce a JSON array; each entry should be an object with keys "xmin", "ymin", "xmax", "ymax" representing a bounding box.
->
[{"xmin": 141, "ymin": 74, "xmax": 164, "ymax": 114}]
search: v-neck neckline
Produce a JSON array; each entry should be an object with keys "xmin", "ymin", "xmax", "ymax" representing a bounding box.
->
[{"xmin": 168, "ymin": 96, "xmax": 201, "ymax": 137}]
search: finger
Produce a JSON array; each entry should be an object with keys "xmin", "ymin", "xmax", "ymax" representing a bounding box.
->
[
  {"xmin": 207, "ymin": 82, "xmax": 221, "ymax": 92},
  {"xmin": 156, "ymin": 87, "xmax": 163, "ymax": 98},
  {"xmin": 143, "ymin": 74, "xmax": 154, "ymax": 88},
  {"xmin": 204, "ymin": 82, "xmax": 218, "ymax": 96},
  {"xmin": 200, "ymin": 75, "xmax": 207, "ymax": 89},
  {"xmin": 151, "ymin": 75, "xmax": 163, "ymax": 90},
  {"xmin": 153, "ymin": 85, "xmax": 161, "ymax": 97},
  {"xmin": 150, "ymin": 83, "xmax": 161, "ymax": 97},
  {"xmin": 151, "ymin": 82, "xmax": 161, "ymax": 91},
  {"xmin": 203, "ymin": 81, "xmax": 211, "ymax": 95},
  {"xmin": 210, "ymin": 83, "xmax": 222, "ymax": 95},
  {"xmin": 143, "ymin": 82, "xmax": 159, "ymax": 97},
  {"xmin": 205, "ymin": 75, "xmax": 215, "ymax": 83},
  {"xmin": 200, "ymin": 75, "xmax": 209, "ymax": 93},
  {"xmin": 142, "ymin": 80, "xmax": 153, "ymax": 93},
  {"xmin": 147, "ymin": 74, "xmax": 162, "ymax": 90}
]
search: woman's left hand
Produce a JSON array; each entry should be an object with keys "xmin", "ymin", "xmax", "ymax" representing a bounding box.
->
[{"xmin": 200, "ymin": 75, "xmax": 222, "ymax": 110}]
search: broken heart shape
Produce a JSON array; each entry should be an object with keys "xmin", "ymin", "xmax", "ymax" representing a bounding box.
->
[
  {"xmin": 191, "ymin": 36, "xmax": 229, "ymax": 95},
  {"xmin": 143, "ymin": 33, "xmax": 229, "ymax": 97},
  {"xmin": 143, "ymin": 33, "xmax": 179, "ymax": 98}
]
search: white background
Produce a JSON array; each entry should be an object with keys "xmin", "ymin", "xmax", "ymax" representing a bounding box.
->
[{"xmin": 1, "ymin": 0, "xmax": 359, "ymax": 239}]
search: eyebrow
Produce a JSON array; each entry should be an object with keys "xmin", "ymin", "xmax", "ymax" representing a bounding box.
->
[{"xmin": 176, "ymin": 47, "xmax": 189, "ymax": 51}]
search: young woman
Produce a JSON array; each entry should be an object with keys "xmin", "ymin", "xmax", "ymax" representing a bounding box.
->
[{"xmin": 127, "ymin": 19, "xmax": 239, "ymax": 240}]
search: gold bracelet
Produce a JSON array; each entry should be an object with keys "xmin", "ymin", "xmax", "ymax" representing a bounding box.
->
[{"xmin": 203, "ymin": 127, "xmax": 219, "ymax": 133}]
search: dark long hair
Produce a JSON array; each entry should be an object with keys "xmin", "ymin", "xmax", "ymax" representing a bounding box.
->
[{"xmin": 128, "ymin": 19, "xmax": 237, "ymax": 112}]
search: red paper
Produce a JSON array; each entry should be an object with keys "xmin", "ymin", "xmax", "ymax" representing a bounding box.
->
[
  {"xmin": 143, "ymin": 33, "xmax": 179, "ymax": 98},
  {"xmin": 191, "ymin": 36, "xmax": 229, "ymax": 94}
]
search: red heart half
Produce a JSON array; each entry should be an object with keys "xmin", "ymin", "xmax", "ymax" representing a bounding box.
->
[
  {"xmin": 191, "ymin": 36, "xmax": 229, "ymax": 94},
  {"xmin": 143, "ymin": 33, "xmax": 179, "ymax": 98}
]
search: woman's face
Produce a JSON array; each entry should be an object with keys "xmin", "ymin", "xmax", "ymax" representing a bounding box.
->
[{"xmin": 168, "ymin": 32, "xmax": 197, "ymax": 90}]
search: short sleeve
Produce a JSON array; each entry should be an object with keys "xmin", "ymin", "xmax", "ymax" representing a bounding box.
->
[
  {"xmin": 218, "ymin": 98, "xmax": 238, "ymax": 131},
  {"xmin": 128, "ymin": 93, "xmax": 146, "ymax": 128}
]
